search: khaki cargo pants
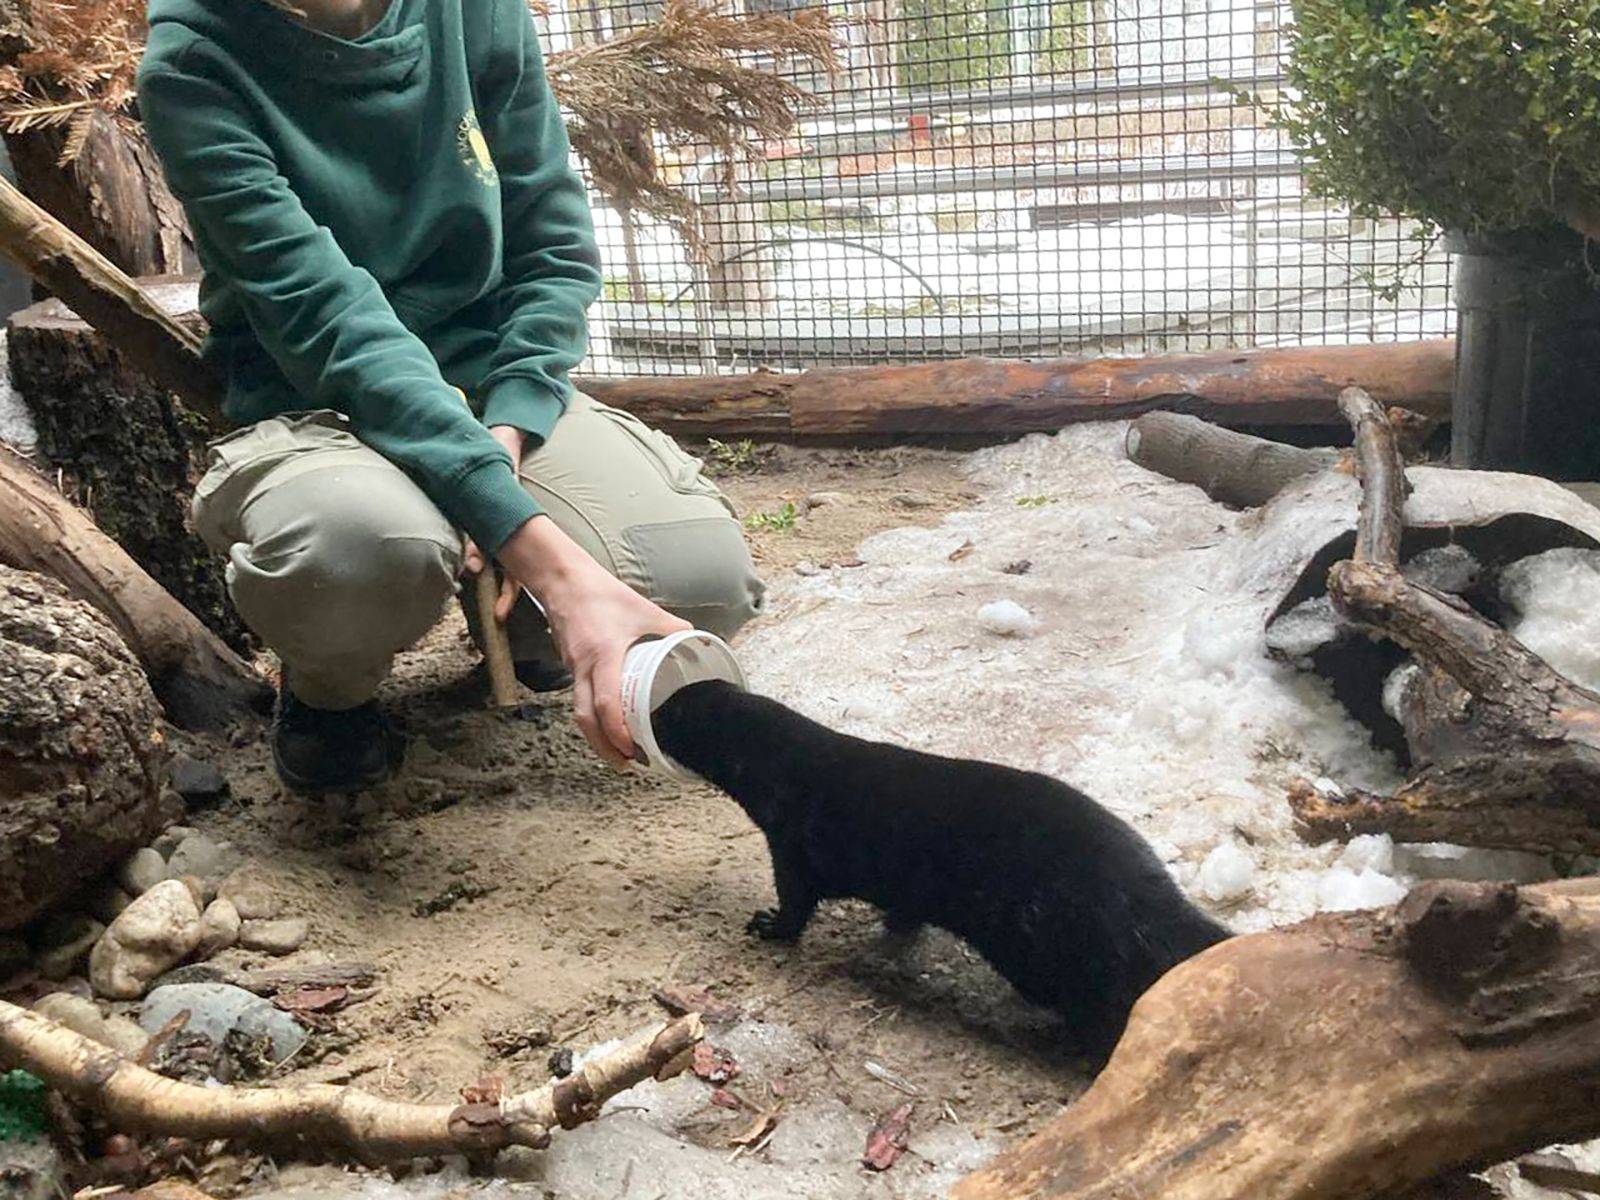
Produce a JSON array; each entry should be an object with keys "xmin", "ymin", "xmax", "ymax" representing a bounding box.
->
[{"xmin": 192, "ymin": 394, "xmax": 766, "ymax": 710}]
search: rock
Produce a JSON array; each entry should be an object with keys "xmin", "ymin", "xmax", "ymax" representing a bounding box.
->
[
  {"xmin": 0, "ymin": 566, "xmax": 170, "ymax": 932},
  {"xmin": 146, "ymin": 962, "xmax": 228, "ymax": 991},
  {"xmin": 218, "ymin": 866, "xmax": 278, "ymax": 921},
  {"xmin": 116, "ymin": 847, "xmax": 169, "ymax": 896},
  {"xmin": 89, "ymin": 880, "xmax": 202, "ymax": 999},
  {"xmin": 32, "ymin": 991, "xmax": 148, "ymax": 1056},
  {"xmin": 238, "ymin": 917, "xmax": 308, "ymax": 956},
  {"xmin": 170, "ymin": 755, "xmax": 229, "ymax": 805},
  {"xmin": 35, "ymin": 914, "xmax": 105, "ymax": 981},
  {"xmin": 85, "ymin": 879, "xmax": 136, "ymax": 925},
  {"xmin": 976, "ymin": 598, "xmax": 1039, "ymax": 638},
  {"xmin": 139, "ymin": 982, "xmax": 307, "ymax": 1062},
  {"xmin": 152, "ymin": 825, "xmax": 197, "ymax": 860},
  {"xmin": 194, "ymin": 899, "xmax": 241, "ymax": 959},
  {"xmin": 890, "ymin": 491, "xmax": 933, "ymax": 509},
  {"xmin": 165, "ymin": 834, "xmax": 240, "ymax": 885},
  {"xmin": 804, "ymin": 490, "xmax": 853, "ymax": 508}
]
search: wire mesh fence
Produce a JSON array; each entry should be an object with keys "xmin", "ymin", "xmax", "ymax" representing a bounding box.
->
[{"xmin": 543, "ymin": 0, "xmax": 1454, "ymax": 377}]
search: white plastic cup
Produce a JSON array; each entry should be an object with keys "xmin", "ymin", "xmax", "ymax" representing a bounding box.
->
[{"xmin": 620, "ymin": 630, "xmax": 747, "ymax": 780}]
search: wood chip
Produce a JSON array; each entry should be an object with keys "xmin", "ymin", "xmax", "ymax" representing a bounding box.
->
[
  {"xmin": 652, "ymin": 984, "xmax": 742, "ymax": 1024},
  {"xmin": 272, "ymin": 985, "xmax": 349, "ymax": 1015},
  {"xmin": 459, "ymin": 1075, "xmax": 505, "ymax": 1105},
  {"xmin": 863, "ymin": 1101, "xmax": 914, "ymax": 1171},
  {"xmin": 948, "ymin": 540, "xmax": 975, "ymax": 561},
  {"xmin": 729, "ymin": 1109, "xmax": 779, "ymax": 1148},
  {"xmin": 863, "ymin": 1060, "xmax": 921, "ymax": 1095}
]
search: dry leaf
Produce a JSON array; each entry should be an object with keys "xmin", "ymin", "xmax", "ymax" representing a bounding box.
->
[
  {"xmin": 862, "ymin": 1102, "xmax": 914, "ymax": 1171},
  {"xmin": 652, "ymin": 984, "xmax": 742, "ymax": 1024},
  {"xmin": 691, "ymin": 1043, "xmax": 740, "ymax": 1084}
]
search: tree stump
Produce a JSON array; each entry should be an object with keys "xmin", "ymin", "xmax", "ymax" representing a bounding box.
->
[
  {"xmin": 7, "ymin": 290, "xmax": 243, "ymax": 649},
  {"xmin": 0, "ymin": 564, "xmax": 172, "ymax": 932}
]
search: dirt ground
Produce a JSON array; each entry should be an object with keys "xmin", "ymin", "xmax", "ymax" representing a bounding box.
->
[{"xmin": 167, "ymin": 443, "xmax": 1084, "ymax": 1195}]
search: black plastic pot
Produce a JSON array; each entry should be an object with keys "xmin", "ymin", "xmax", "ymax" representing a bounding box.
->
[{"xmin": 1448, "ymin": 226, "xmax": 1600, "ymax": 480}]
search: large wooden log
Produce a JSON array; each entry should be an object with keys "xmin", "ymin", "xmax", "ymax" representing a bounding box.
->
[
  {"xmin": 0, "ymin": 442, "xmax": 268, "ymax": 731},
  {"xmin": 580, "ymin": 340, "xmax": 1457, "ymax": 437},
  {"xmin": 0, "ymin": 564, "xmax": 172, "ymax": 931},
  {"xmin": 954, "ymin": 878, "xmax": 1600, "ymax": 1200},
  {"xmin": 7, "ymin": 274, "xmax": 1456, "ymax": 440}
]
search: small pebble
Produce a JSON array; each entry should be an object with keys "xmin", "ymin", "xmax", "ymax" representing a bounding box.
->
[
  {"xmin": 167, "ymin": 834, "xmax": 240, "ymax": 885},
  {"xmin": 548, "ymin": 1047, "xmax": 574, "ymax": 1078},
  {"xmin": 32, "ymin": 992, "xmax": 148, "ymax": 1057},
  {"xmin": 170, "ymin": 755, "xmax": 229, "ymax": 805},
  {"xmin": 152, "ymin": 826, "xmax": 197, "ymax": 860},
  {"xmin": 89, "ymin": 880, "xmax": 202, "ymax": 1000},
  {"xmin": 194, "ymin": 898, "xmax": 241, "ymax": 959},
  {"xmin": 237, "ymin": 917, "xmax": 308, "ymax": 956},
  {"xmin": 219, "ymin": 866, "xmax": 279, "ymax": 921},
  {"xmin": 116, "ymin": 848, "xmax": 169, "ymax": 896}
]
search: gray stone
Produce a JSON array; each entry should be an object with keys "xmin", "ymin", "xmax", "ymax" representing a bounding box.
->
[
  {"xmin": 116, "ymin": 847, "xmax": 169, "ymax": 896},
  {"xmin": 32, "ymin": 991, "xmax": 148, "ymax": 1056},
  {"xmin": 140, "ymin": 982, "xmax": 307, "ymax": 1062},
  {"xmin": 194, "ymin": 898, "xmax": 241, "ymax": 959},
  {"xmin": 166, "ymin": 834, "xmax": 241, "ymax": 884},
  {"xmin": 218, "ymin": 866, "xmax": 279, "ymax": 921},
  {"xmin": 35, "ymin": 914, "xmax": 105, "ymax": 981},
  {"xmin": 238, "ymin": 917, "xmax": 308, "ymax": 956},
  {"xmin": 152, "ymin": 824, "xmax": 197, "ymax": 859},
  {"xmin": 170, "ymin": 755, "xmax": 229, "ymax": 805},
  {"xmin": 88, "ymin": 880, "xmax": 202, "ymax": 1000}
]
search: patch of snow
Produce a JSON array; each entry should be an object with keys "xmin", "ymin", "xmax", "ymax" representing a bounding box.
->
[
  {"xmin": 1501, "ymin": 548, "xmax": 1600, "ymax": 693},
  {"xmin": 1401, "ymin": 544, "xmax": 1480, "ymax": 595},
  {"xmin": 1197, "ymin": 842, "xmax": 1256, "ymax": 903},
  {"xmin": 1381, "ymin": 662, "xmax": 1418, "ymax": 723},
  {"xmin": 1315, "ymin": 867, "xmax": 1408, "ymax": 913},
  {"xmin": 1264, "ymin": 595, "xmax": 1340, "ymax": 662},
  {"xmin": 976, "ymin": 598, "xmax": 1038, "ymax": 638},
  {"xmin": 738, "ymin": 423, "xmax": 1404, "ymax": 933},
  {"xmin": 1336, "ymin": 833, "xmax": 1395, "ymax": 876}
]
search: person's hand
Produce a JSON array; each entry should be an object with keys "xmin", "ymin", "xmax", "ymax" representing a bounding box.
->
[
  {"xmin": 497, "ymin": 515, "xmax": 690, "ymax": 768},
  {"xmin": 461, "ymin": 425, "xmax": 526, "ymax": 621}
]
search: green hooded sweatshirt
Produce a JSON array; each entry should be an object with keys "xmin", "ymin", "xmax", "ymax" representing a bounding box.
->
[{"xmin": 137, "ymin": 0, "xmax": 602, "ymax": 552}]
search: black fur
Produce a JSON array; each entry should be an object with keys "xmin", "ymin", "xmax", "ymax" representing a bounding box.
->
[{"xmin": 653, "ymin": 681, "xmax": 1230, "ymax": 1057}]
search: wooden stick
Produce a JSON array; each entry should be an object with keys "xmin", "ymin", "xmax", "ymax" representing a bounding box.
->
[
  {"xmin": 954, "ymin": 880, "xmax": 1600, "ymax": 1200},
  {"xmin": 0, "ymin": 175, "xmax": 219, "ymax": 426},
  {"xmin": 474, "ymin": 567, "xmax": 521, "ymax": 709},
  {"xmin": 0, "ymin": 999, "xmax": 702, "ymax": 1162},
  {"xmin": 1338, "ymin": 386, "xmax": 1408, "ymax": 567}
]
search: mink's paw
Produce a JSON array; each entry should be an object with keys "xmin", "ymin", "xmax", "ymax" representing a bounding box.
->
[{"xmin": 746, "ymin": 908, "xmax": 803, "ymax": 942}]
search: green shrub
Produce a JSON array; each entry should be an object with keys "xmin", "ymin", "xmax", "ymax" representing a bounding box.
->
[
  {"xmin": 0, "ymin": 1070, "xmax": 48, "ymax": 1143},
  {"xmin": 1276, "ymin": 0, "xmax": 1600, "ymax": 236}
]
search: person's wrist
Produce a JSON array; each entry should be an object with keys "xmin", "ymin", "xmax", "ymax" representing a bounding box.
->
[{"xmin": 499, "ymin": 515, "xmax": 592, "ymax": 600}]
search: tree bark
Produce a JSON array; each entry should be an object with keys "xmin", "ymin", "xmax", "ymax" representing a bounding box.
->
[
  {"xmin": 1124, "ymin": 411, "xmax": 1340, "ymax": 508},
  {"xmin": 954, "ymin": 879, "xmax": 1600, "ymax": 1200},
  {"xmin": 0, "ymin": 564, "xmax": 172, "ymax": 931},
  {"xmin": 0, "ymin": 443, "xmax": 268, "ymax": 731},
  {"xmin": 3, "ymin": 113, "xmax": 195, "ymax": 280}
]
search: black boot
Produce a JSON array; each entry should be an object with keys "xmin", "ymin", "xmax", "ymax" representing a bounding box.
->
[
  {"xmin": 513, "ymin": 659, "xmax": 573, "ymax": 692},
  {"xmin": 271, "ymin": 681, "xmax": 404, "ymax": 794}
]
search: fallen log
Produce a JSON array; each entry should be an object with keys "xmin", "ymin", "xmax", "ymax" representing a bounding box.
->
[
  {"xmin": 954, "ymin": 878, "xmax": 1600, "ymax": 1200},
  {"xmin": 0, "ymin": 563, "xmax": 172, "ymax": 931},
  {"xmin": 582, "ymin": 340, "xmax": 1457, "ymax": 437},
  {"xmin": 0, "ymin": 1001, "xmax": 702, "ymax": 1162},
  {"xmin": 8, "ymin": 272, "xmax": 1456, "ymax": 439},
  {"xmin": 1288, "ymin": 389, "xmax": 1600, "ymax": 855},
  {"xmin": 1125, "ymin": 412, "xmax": 1340, "ymax": 508},
  {"xmin": 0, "ymin": 442, "xmax": 267, "ymax": 731}
]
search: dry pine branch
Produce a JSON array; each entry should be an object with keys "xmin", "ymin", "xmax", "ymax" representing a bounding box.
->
[{"xmin": 0, "ymin": 998, "xmax": 703, "ymax": 1161}]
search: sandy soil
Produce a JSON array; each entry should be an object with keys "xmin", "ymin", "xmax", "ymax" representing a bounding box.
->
[{"xmin": 167, "ymin": 443, "xmax": 1082, "ymax": 1196}]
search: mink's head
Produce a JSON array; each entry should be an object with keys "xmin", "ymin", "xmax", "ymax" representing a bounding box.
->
[{"xmin": 652, "ymin": 681, "xmax": 804, "ymax": 832}]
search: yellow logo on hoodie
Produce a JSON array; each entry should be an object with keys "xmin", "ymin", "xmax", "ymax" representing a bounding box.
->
[{"xmin": 457, "ymin": 110, "xmax": 499, "ymax": 186}]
